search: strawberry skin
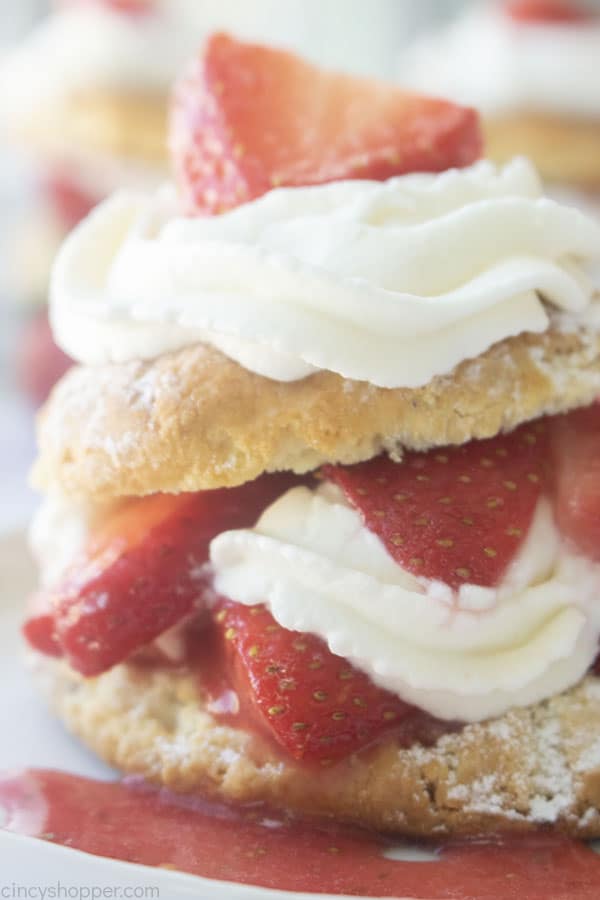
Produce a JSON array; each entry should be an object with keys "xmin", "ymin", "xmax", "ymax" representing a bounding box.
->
[
  {"xmin": 16, "ymin": 310, "xmax": 73, "ymax": 408},
  {"xmin": 52, "ymin": 493, "xmax": 214, "ymax": 676},
  {"xmin": 105, "ymin": 0, "xmax": 151, "ymax": 11},
  {"xmin": 25, "ymin": 474, "xmax": 299, "ymax": 676},
  {"xmin": 170, "ymin": 33, "xmax": 482, "ymax": 216},
  {"xmin": 215, "ymin": 601, "xmax": 416, "ymax": 764},
  {"xmin": 551, "ymin": 404, "xmax": 600, "ymax": 561},
  {"xmin": 59, "ymin": 0, "xmax": 153, "ymax": 15},
  {"xmin": 22, "ymin": 593, "xmax": 62, "ymax": 658},
  {"xmin": 504, "ymin": 0, "xmax": 593, "ymax": 23},
  {"xmin": 325, "ymin": 423, "xmax": 548, "ymax": 591},
  {"xmin": 43, "ymin": 170, "xmax": 98, "ymax": 230}
]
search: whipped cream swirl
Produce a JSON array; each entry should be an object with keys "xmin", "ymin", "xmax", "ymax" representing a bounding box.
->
[
  {"xmin": 211, "ymin": 484, "xmax": 600, "ymax": 722},
  {"xmin": 400, "ymin": 5, "xmax": 600, "ymax": 119},
  {"xmin": 51, "ymin": 158, "xmax": 600, "ymax": 388}
]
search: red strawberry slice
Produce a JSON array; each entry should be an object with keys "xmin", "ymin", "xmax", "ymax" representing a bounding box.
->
[
  {"xmin": 58, "ymin": 0, "xmax": 153, "ymax": 15},
  {"xmin": 325, "ymin": 423, "xmax": 548, "ymax": 591},
  {"xmin": 170, "ymin": 33, "xmax": 482, "ymax": 215},
  {"xmin": 504, "ymin": 0, "xmax": 594, "ymax": 24},
  {"xmin": 105, "ymin": 0, "xmax": 152, "ymax": 11},
  {"xmin": 22, "ymin": 593, "xmax": 62, "ymax": 658},
  {"xmin": 213, "ymin": 601, "xmax": 425, "ymax": 764},
  {"xmin": 24, "ymin": 474, "xmax": 299, "ymax": 676},
  {"xmin": 16, "ymin": 310, "xmax": 73, "ymax": 408},
  {"xmin": 43, "ymin": 169, "xmax": 98, "ymax": 230},
  {"xmin": 550, "ymin": 403, "xmax": 600, "ymax": 561}
]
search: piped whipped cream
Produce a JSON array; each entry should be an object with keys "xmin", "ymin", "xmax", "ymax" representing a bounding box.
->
[
  {"xmin": 400, "ymin": 4, "xmax": 600, "ymax": 119},
  {"xmin": 211, "ymin": 483, "xmax": 600, "ymax": 722},
  {"xmin": 50, "ymin": 158, "xmax": 600, "ymax": 388}
]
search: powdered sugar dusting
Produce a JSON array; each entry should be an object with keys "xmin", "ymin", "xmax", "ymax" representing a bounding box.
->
[
  {"xmin": 576, "ymin": 739, "xmax": 600, "ymax": 775},
  {"xmin": 399, "ymin": 689, "xmax": 600, "ymax": 827},
  {"xmin": 528, "ymin": 718, "xmax": 574, "ymax": 823},
  {"xmin": 42, "ymin": 359, "xmax": 178, "ymax": 471}
]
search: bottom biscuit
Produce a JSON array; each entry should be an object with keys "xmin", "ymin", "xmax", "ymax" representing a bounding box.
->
[{"xmin": 33, "ymin": 653, "xmax": 600, "ymax": 838}]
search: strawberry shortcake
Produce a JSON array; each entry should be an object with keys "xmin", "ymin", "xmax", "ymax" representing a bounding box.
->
[
  {"xmin": 400, "ymin": 0, "xmax": 600, "ymax": 192},
  {"xmin": 25, "ymin": 35, "xmax": 600, "ymax": 838}
]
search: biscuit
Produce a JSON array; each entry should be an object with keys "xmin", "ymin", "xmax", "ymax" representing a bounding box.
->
[
  {"xmin": 10, "ymin": 89, "xmax": 167, "ymax": 165},
  {"xmin": 33, "ymin": 323, "xmax": 600, "ymax": 500},
  {"xmin": 484, "ymin": 114, "xmax": 600, "ymax": 188},
  {"xmin": 34, "ymin": 653, "xmax": 600, "ymax": 838}
]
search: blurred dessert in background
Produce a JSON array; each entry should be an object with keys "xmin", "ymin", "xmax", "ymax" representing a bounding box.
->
[
  {"xmin": 0, "ymin": 0, "xmax": 301, "ymax": 402},
  {"xmin": 1, "ymin": 0, "xmax": 193, "ymax": 403},
  {"xmin": 1, "ymin": 0, "xmax": 410, "ymax": 405},
  {"xmin": 1, "ymin": 0, "xmax": 408, "ymax": 306},
  {"xmin": 400, "ymin": 0, "xmax": 600, "ymax": 194},
  {"xmin": 2, "ymin": 0, "xmax": 175, "ymax": 306},
  {"xmin": 15, "ymin": 308, "xmax": 72, "ymax": 407}
]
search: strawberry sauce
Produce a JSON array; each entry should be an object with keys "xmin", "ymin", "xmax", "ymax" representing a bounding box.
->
[{"xmin": 1, "ymin": 769, "xmax": 600, "ymax": 898}]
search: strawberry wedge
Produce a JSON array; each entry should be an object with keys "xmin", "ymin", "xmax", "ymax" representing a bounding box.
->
[
  {"xmin": 24, "ymin": 474, "xmax": 299, "ymax": 676},
  {"xmin": 58, "ymin": 0, "xmax": 153, "ymax": 15},
  {"xmin": 170, "ymin": 33, "xmax": 482, "ymax": 215},
  {"xmin": 504, "ymin": 0, "xmax": 594, "ymax": 23},
  {"xmin": 325, "ymin": 422, "xmax": 548, "ymax": 590},
  {"xmin": 214, "ymin": 601, "xmax": 420, "ymax": 763},
  {"xmin": 551, "ymin": 404, "xmax": 600, "ymax": 561}
]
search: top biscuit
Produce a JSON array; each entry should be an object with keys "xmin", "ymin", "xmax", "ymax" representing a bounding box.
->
[{"xmin": 33, "ymin": 322, "xmax": 600, "ymax": 500}]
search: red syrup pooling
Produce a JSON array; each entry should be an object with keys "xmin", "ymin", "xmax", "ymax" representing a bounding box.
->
[{"xmin": 1, "ymin": 769, "xmax": 600, "ymax": 898}]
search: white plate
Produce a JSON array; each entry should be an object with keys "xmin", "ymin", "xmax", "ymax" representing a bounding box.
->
[{"xmin": 0, "ymin": 533, "xmax": 422, "ymax": 900}]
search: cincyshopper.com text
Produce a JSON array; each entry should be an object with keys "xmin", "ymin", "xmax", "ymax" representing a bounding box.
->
[{"xmin": 1, "ymin": 885, "xmax": 160, "ymax": 900}]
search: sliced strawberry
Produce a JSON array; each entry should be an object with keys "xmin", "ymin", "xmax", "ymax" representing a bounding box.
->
[
  {"xmin": 16, "ymin": 310, "xmax": 73, "ymax": 407},
  {"xmin": 58, "ymin": 0, "xmax": 153, "ymax": 15},
  {"xmin": 42, "ymin": 170, "xmax": 98, "ymax": 230},
  {"xmin": 104, "ymin": 0, "xmax": 152, "ymax": 12},
  {"xmin": 550, "ymin": 403, "xmax": 600, "ymax": 561},
  {"xmin": 213, "ymin": 601, "xmax": 421, "ymax": 764},
  {"xmin": 325, "ymin": 423, "xmax": 548, "ymax": 591},
  {"xmin": 504, "ymin": 0, "xmax": 594, "ymax": 24},
  {"xmin": 24, "ymin": 474, "xmax": 299, "ymax": 676},
  {"xmin": 22, "ymin": 593, "xmax": 62, "ymax": 658},
  {"xmin": 170, "ymin": 33, "xmax": 482, "ymax": 215}
]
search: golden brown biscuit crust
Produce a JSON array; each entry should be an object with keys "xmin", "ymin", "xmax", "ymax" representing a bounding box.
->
[
  {"xmin": 484, "ymin": 114, "xmax": 600, "ymax": 187},
  {"xmin": 11, "ymin": 89, "xmax": 167, "ymax": 165},
  {"xmin": 34, "ymin": 654, "xmax": 600, "ymax": 838},
  {"xmin": 33, "ymin": 325, "xmax": 600, "ymax": 500}
]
